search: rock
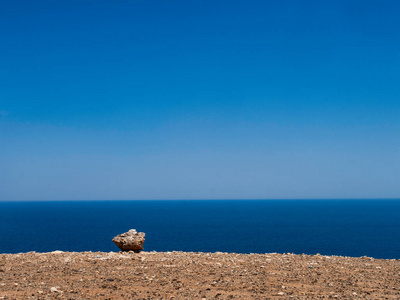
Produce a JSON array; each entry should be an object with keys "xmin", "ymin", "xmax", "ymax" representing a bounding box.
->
[{"xmin": 112, "ymin": 229, "xmax": 145, "ymax": 252}]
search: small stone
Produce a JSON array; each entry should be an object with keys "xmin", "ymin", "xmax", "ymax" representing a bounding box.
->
[
  {"xmin": 112, "ymin": 229, "xmax": 145, "ymax": 252},
  {"xmin": 50, "ymin": 287, "xmax": 60, "ymax": 293}
]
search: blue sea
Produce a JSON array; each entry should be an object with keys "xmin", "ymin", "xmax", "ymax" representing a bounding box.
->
[{"xmin": 1, "ymin": 200, "xmax": 399, "ymax": 259}]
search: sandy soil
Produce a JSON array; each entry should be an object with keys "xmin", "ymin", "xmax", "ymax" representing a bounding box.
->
[{"xmin": 0, "ymin": 251, "xmax": 399, "ymax": 299}]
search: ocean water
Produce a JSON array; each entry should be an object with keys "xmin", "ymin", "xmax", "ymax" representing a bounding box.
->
[{"xmin": 0, "ymin": 200, "xmax": 399, "ymax": 259}]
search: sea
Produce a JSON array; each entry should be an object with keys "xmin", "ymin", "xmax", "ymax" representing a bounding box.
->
[{"xmin": 1, "ymin": 200, "xmax": 399, "ymax": 259}]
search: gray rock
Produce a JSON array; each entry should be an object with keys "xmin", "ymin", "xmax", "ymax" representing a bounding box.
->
[{"xmin": 112, "ymin": 229, "xmax": 145, "ymax": 252}]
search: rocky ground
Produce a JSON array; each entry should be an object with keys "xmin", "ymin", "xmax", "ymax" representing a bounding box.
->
[{"xmin": 0, "ymin": 251, "xmax": 399, "ymax": 299}]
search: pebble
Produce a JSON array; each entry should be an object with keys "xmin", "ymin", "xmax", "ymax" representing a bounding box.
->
[{"xmin": 50, "ymin": 286, "xmax": 60, "ymax": 293}]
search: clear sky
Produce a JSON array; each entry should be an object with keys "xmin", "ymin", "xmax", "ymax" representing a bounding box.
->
[{"xmin": 1, "ymin": 0, "xmax": 399, "ymax": 200}]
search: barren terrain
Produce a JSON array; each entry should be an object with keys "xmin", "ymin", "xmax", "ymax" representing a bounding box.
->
[{"xmin": 1, "ymin": 251, "xmax": 399, "ymax": 299}]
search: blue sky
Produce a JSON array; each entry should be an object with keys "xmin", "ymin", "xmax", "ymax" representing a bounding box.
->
[{"xmin": 1, "ymin": 0, "xmax": 399, "ymax": 200}]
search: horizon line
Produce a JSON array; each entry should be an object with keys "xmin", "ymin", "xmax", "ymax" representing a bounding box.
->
[{"xmin": 1, "ymin": 198, "xmax": 400, "ymax": 202}]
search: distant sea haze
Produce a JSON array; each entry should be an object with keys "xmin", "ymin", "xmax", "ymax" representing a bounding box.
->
[{"xmin": 1, "ymin": 200, "xmax": 399, "ymax": 259}]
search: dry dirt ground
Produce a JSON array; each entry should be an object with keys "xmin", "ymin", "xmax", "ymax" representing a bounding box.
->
[{"xmin": 0, "ymin": 251, "xmax": 399, "ymax": 299}]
